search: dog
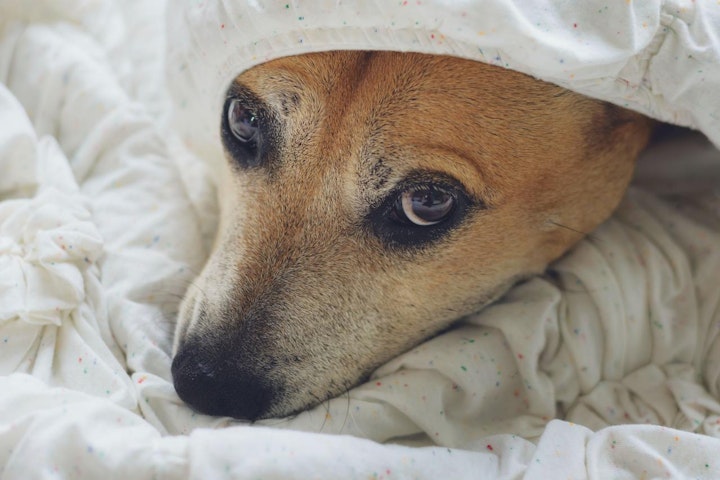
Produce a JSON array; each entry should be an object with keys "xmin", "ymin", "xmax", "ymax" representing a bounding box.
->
[{"xmin": 171, "ymin": 51, "xmax": 653, "ymax": 421}]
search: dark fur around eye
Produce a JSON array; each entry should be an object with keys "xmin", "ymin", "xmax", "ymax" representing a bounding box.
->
[
  {"xmin": 221, "ymin": 86, "xmax": 279, "ymax": 170},
  {"xmin": 366, "ymin": 173, "xmax": 479, "ymax": 249}
]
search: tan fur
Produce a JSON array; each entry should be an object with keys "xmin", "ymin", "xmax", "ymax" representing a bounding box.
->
[{"xmin": 172, "ymin": 51, "xmax": 653, "ymax": 420}]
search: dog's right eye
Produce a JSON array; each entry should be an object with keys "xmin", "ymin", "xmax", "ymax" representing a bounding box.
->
[
  {"xmin": 390, "ymin": 186, "xmax": 456, "ymax": 226},
  {"xmin": 368, "ymin": 175, "xmax": 474, "ymax": 249}
]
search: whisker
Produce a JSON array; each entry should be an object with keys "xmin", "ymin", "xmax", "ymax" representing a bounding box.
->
[
  {"xmin": 340, "ymin": 386, "xmax": 351, "ymax": 433},
  {"xmin": 316, "ymin": 392, "xmax": 332, "ymax": 432},
  {"xmin": 548, "ymin": 220, "xmax": 589, "ymax": 237}
]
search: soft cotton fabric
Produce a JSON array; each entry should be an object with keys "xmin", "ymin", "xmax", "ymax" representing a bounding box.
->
[{"xmin": 0, "ymin": 0, "xmax": 719, "ymax": 478}]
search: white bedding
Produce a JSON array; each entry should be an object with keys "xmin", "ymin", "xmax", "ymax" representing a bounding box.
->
[{"xmin": 1, "ymin": 0, "xmax": 720, "ymax": 478}]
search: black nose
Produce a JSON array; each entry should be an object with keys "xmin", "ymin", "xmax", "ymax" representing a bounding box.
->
[{"xmin": 171, "ymin": 341, "xmax": 276, "ymax": 420}]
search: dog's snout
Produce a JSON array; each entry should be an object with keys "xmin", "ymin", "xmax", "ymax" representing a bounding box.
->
[{"xmin": 171, "ymin": 341, "xmax": 276, "ymax": 420}]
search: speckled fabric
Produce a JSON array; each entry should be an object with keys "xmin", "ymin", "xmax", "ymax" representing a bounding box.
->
[
  {"xmin": 1, "ymin": 0, "xmax": 720, "ymax": 478},
  {"xmin": 166, "ymin": 0, "xmax": 720, "ymax": 162}
]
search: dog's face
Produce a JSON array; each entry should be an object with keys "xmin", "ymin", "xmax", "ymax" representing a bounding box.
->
[{"xmin": 172, "ymin": 51, "xmax": 652, "ymax": 420}]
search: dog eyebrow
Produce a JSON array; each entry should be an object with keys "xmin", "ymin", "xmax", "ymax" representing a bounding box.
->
[
  {"xmin": 404, "ymin": 145, "xmax": 490, "ymax": 200},
  {"xmin": 368, "ymin": 158, "xmax": 393, "ymax": 191},
  {"xmin": 226, "ymin": 81, "xmax": 265, "ymax": 109},
  {"xmin": 230, "ymin": 74, "xmax": 303, "ymax": 117},
  {"xmin": 276, "ymin": 91, "xmax": 301, "ymax": 116}
]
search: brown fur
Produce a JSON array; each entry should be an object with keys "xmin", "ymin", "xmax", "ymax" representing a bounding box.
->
[{"xmin": 172, "ymin": 51, "xmax": 653, "ymax": 420}]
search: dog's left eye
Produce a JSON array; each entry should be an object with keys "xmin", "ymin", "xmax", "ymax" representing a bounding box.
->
[
  {"xmin": 228, "ymin": 99, "xmax": 259, "ymax": 143},
  {"xmin": 222, "ymin": 95, "xmax": 268, "ymax": 168}
]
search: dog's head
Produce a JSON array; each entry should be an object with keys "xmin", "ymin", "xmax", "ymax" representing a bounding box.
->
[{"xmin": 171, "ymin": 51, "xmax": 652, "ymax": 420}]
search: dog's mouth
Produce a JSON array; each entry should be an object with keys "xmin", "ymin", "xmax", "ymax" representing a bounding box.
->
[
  {"xmin": 170, "ymin": 291, "xmax": 388, "ymax": 421},
  {"xmin": 171, "ymin": 327, "xmax": 366, "ymax": 420},
  {"xmin": 170, "ymin": 285, "xmax": 376, "ymax": 421}
]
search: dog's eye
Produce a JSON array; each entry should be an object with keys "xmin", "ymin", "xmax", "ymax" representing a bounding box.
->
[
  {"xmin": 228, "ymin": 99, "xmax": 259, "ymax": 143},
  {"xmin": 391, "ymin": 187, "xmax": 455, "ymax": 226},
  {"xmin": 367, "ymin": 175, "xmax": 476, "ymax": 249}
]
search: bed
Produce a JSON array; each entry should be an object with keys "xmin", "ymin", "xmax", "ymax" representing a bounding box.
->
[{"xmin": 1, "ymin": 0, "xmax": 720, "ymax": 478}]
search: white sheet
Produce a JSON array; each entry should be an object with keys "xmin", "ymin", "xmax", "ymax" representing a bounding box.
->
[
  {"xmin": 166, "ymin": 0, "xmax": 720, "ymax": 166},
  {"xmin": 1, "ymin": 0, "xmax": 720, "ymax": 478}
]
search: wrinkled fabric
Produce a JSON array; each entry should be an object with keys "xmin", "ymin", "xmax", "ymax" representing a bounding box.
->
[
  {"xmin": 166, "ymin": 0, "xmax": 720, "ymax": 164},
  {"xmin": 1, "ymin": 0, "xmax": 720, "ymax": 478}
]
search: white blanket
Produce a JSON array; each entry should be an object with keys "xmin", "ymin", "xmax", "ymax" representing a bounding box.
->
[{"xmin": 1, "ymin": 0, "xmax": 720, "ymax": 478}]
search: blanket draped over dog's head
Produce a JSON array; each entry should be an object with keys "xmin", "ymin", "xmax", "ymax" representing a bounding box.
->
[
  {"xmin": 3, "ymin": 0, "xmax": 720, "ymax": 477},
  {"xmin": 166, "ymin": 0, "xmax": 720, "ymax": 161}
]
